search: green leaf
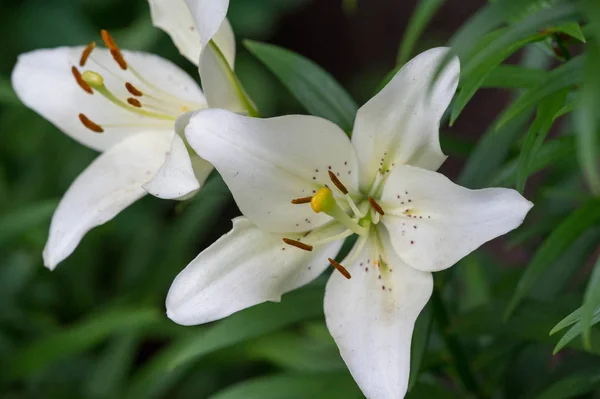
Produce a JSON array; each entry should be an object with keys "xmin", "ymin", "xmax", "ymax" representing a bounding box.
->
[
  {"xmin": 495, "ymin": 55, "xmax": 584, "ymax": 131},
  {"xmin": 6, "ymin": 306, "xmax": 160, "ymax": 381},
  {"xmin": 210, "ymin": 373, "xmax": 362, "ymax": 399},
  {"xmin": 0, "ymin": 75, "xmax": 19, "ymax": 106},
  {"xmin": 244, "ymin": 40, "xmax": 357, "ymax": 132},
  {"xmin": 397, "ymin": 0, "xmax": 445, "ymax": 66},
  {"xmin": 0, "ymin": 199, "xmax": 59, "ymax": 245},
  {"xmin": 505, "ymin": 199, "xmax": 600, "ymax": 319},
  {"xmin": 581, "ymin": 256, "xmax": 600, "ymax": 349},
  {"xmin": 408, "ymin": 303, "xmax": 433, "ymax": 391},
  {"xmin": 516, "ymin": 90, "xmax": 568, "ymax": 192},
  {"xmin": 552, "ymin": 22, "xmax": 586, "ymax": 43},
  {"xmin": 553, "ymin": 307, "xmax": 600, "ymax": 353},
  {"xmin": 535, "ymin": 369, "xmax": 600, "ymax": 399},
  {"xmin": 125, "ymin": 285, "xmax": 326, "ymax": 399},
  {"xmin": 481, "ymin": 65, "xmax": 548, "ymax": 89}
]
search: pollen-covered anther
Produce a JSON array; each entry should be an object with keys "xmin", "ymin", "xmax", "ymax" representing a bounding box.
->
[
  {"xmin": 79, "ymin": 42, "xmax": 95, "ymax": 67},
  {"xmin": 328, "ymin": 258, "xmax": 352, "ymax": 279},
  {"xmin": 368, "ymin": 196, "xmax": 385, "ymax": 216},
  {"xmin": 79, "ymin": 113, "xmax": 104, "ymax": 133},
  {"xmin": 282, "ymin": 238, "xmax": 313, "ymax": 252},
  {"xmin": 127, "ymin": 98, "xmax": 142, "ymax": 108},
  {"xmin": 328, "ymin": 170, "xmax": 348, "ymax": 195},
  {"xmin": 101, "ymin": 29, "xmax": 127, "ymax": 70},
  {"xmin": 125, "ymin": 82, "xmax": 143, "ymax": 97},
  {"xmin": 291, "ymin": 196, "xmax": 313, "ymax": 205},
  {"xmin": 71, "ymin": 66, "xmax": 93, "ymax": 94}
]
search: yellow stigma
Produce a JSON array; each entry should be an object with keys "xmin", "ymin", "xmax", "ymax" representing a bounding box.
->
[
  {"xmin": 311, "ymin": 187, "xmax": 336, "ymax": 213},
  {"xmin": 82, "ymin": 70, "xmax": 105, "ymax": 87}
]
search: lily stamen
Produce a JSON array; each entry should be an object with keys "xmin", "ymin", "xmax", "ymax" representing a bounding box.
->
[
  {"xmin": 291, "ymin": 196, "xmax": 313, "ymax": 204},
  {"xmin": 282, "ymin": 238, "xmax": 313, "ymax": 252},
  {"xmin": 368, "ymin": 196, "xmax": 385, "ymax": 216},
  {"xmin": 101, "ymin": 29, "xmax": 127, "ymax": 70},
  {"xmin": 328, "ymin": 170, "xmax": 348, "ymax": 195},
  {"xmin": 127, "ymin": 98, "xmax": 142, "ymax": 108},
  {"xmin": 71, "ymin": 66, "xmax": 93, "ymax": 95},
  {"xmin": 78, "ymin": 113, "xmax": 104, "ymax": 133},
  {"xmin": 328, "ymin": 258, "xmax": 352, "ymax": 279},
  {"xmin": 79, "ymin": 42, "xmax": 95, "ymax": 67},
  {"xmin": 125, "ymin": 82, "xmax": 143, "ymax": 97},
  {"xmin": 311, "ymin": 187, "xmax": 369, "ymax": 236}
]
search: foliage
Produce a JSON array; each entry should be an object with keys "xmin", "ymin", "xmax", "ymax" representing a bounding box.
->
[{"xmin": 0, "ymin": 0, "xmax": 599, "ymax": 398}]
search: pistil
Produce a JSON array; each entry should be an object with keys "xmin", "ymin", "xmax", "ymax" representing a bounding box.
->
[{"xmin": 311, "ymin": 187, "xmax": 368, "ymax": 236}]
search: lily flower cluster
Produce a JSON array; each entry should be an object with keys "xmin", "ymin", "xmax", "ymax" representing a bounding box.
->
[{"xmin": 12, "ymin": 0, "xmax": 533, "ymax": 398}]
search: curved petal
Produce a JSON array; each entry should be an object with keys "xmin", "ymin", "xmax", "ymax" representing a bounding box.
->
[
  {"xmin": 324, "ymin": 229, "xmax": 433, "ymax": 399},
  {"xmin": 43, "ymin": 131, "xmax": 173, "ymax": 269},
  {"xmin": 185, "ymin": 0, "xmax": 230, "ymax": 50},
  {"xmin": 380, "ymin": 165, "xmax": 533, "ymax": 272},
  {"xmin": 352, "ymin": 48, "xmax": 460, "ymax": 190},
  {"xmin": 148, "ymin": 0, "xmax": 235, "ymax": 67},
  {"xmin": 12, "ymin": 47, "xmax": 204, "ymax": 152},
  {"xmin": 166, "ymin": 217, "xmax": 344, "ymax": 326},
  {"xmin": 185, "ymin": 109, "xmax": 359, "ymax": 233},
  {"xmin": 142, "ymin": 134, "xmax": 212, "ymax": 199}
]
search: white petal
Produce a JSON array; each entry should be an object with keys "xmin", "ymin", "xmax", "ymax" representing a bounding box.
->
[
  {"xmin": 43, "ymin": 131, "xmax": 173, "ymax": 269},
  {"xmin": 186, "ymin": 109, "xmax": 359, "ymax": 233},
  {"xmin": 324, "ymin": 230, "xmax": 433, "ymax": 399},
  {"xmin": 12, "ymin": 47, "xmax": 205, "ymax": 152},
  {"xmin": 380, "ymin": 165, "xmax": 533, "ymax": 272},
  {"xmin": 166, "ymin": 217, "xmax": 344, "ymax": 326},
  {"xmin": 185, "ymin": 0, "xmax": 230, "ymax": 49},
  {"xmin": 199, "ymin": 42, "xmax": 247, "ymax": 113},
  {"xmin": 352, "ymin": 48, "xmax": 460, "ymax": 190},
  {"xmin": 148, "ymin": 0, "xmax": 235, "ymax": 67},
  {"xmin": 142, "ymin": 134, "xmax": 212, "ymax": 199}
]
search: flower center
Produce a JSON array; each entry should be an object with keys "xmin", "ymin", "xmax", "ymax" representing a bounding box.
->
[
  {"xmin": 71, "ymin": 30, "xmax": 203, "ymax": 134},
  {"xmin": 283, "ymin": 170, "xmax": 388, "ymax": 279}
]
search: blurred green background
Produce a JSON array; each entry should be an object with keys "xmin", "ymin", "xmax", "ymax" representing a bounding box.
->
[{"xmin": 1, "ymin": 0, "xmax": 599, "ymax": 398}]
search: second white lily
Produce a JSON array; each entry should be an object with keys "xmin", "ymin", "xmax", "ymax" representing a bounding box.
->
[{"xmin": 167, "ymin": 48, "xmax": 533, "ymax": 398}]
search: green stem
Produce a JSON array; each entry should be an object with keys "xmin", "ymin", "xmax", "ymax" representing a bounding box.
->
[{"xmin": 431, "ymin": 286, "xmax": 486, "ymax": 399}]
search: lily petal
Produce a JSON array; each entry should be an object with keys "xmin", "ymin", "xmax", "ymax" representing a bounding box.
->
[
  {"xmin": 186, "ymin": 109, "xmax": 359, "ymax": 233},
  {"xmin": 148, "ymin": 0, "xmax": 235, "ymax": 67},
  {"xmin": 184, "ymin": 0, "xmax": 230, "ymax": 51},
  {"xmin": 381, "ymin": 165, "xmax": 533, "ymax": 272},
  {"xmin": 167, "ymin": 217, "xmax": 344, "ymax": 325},
  {"xmin": 352, "ymin": 48, "xmax": 460, "ymax": 190},
  {"xmin": 324, "ymin": 230, "xmax": 433, "ymax": 399},
  {"xmin": 12, "ymin": 47, "xmax": 205, "ymax": 152},
  {"xmin": 43, "ymin": 131, "xmax": 173, "ymax": 269},
  {"xmin": 143, "ymin": 113, "xmax": 213, "ymax": 200}
]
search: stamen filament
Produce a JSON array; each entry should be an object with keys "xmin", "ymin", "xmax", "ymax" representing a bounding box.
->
[
  {"xmin": 291, "ymin": 196, "xmax": 313, "ymax": 204},
  {"xmin": 328, "ymin": 170, "xmax": 348, "ymax": 194},
  {"xmin": 305, "ymin": 229, "xmax": 353, "ymax": 247},
  {"xmin": 345, "ymin": 194, "xmax": 365, "ymax": 218},
  {"xmin": 282, "ymin": 238, "xmax": 313, "ymax": 252},
  {"xmin": 328, "ymin": 258, "xmax": 352, "ymax": 279},
  {"xmin": 328, "ymin": 205, "xmax": 369, "ymax": 236}
]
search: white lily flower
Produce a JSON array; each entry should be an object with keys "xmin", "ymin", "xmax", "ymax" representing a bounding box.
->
[
  {"xmin": 11, "ymin": 0, "xmax": 243, "ymax": 269},
  {"xmin": 167, "ymin": 48, "xmax": 533, "ymax": 398}
]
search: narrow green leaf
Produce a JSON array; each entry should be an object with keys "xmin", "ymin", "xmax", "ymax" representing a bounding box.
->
[
  {"xmin": 125, "ymin": 285, "xmax": 326, "ymax": 399},
  {"xmin": 210, "ymin": 373, "xmax": 362, "ymax": 399},
  {"xmin": 581, "ymin": 256, "xmax": 600, "ymax": 348},
  {"xmin": 244, "ymin": 40, "xmax": 357, "ymax": 131},
  {"xmin": 0, "ymin": 199, "xmax": 59, "ymax": 245},
  {"xmin": 553, "ymin": 308, "xmax": 600, "ymax": 353},
  {"xmin": 495, "ymin": 56, "xmax": 584, "ymax": 131},
  {"xmin": 408, "ymin": 303, "xmax": 433, "ymax": 391},
  {"xmin": 516, "ymin": 90, "xmax": 568, "ymax": 192},
  {"xmin": 397, "ymin": 0, "xmax": 445, "ymax": 66},
  {"xmin": 535, "ymin": 369, "xmax": 600, "ymax": 399},
  {"xmin": 505, "ymin": 199, "xmax": 600, "ymax": 319},
  {"xmin": 552, "ymin": 22, "xmax": 586, "ymax": 43},
  {"xmin": 550, "ymin": 307, "xmax": 583, "ymax": 336},
  {"xmin": 481, "ymin": 65, "xmax": 548, "ymax": 89},
  {"xmin": 553, "ymin": 100, "xmax": 575, "ymax": 120},
  {"xmin": 6, "ymin": 306, "xmax": 160, "ymax": 381}
]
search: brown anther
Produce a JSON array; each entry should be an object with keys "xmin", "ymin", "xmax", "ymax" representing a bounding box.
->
[
  {"xmin": 101, "ymin": 29, "xmax": 117, "ymax": 49},
  {"xmin": 328, "ymin": 258, "xmax": 352, "ymax": 279},
  {"xmin": 125, "ymin": 82, "xmax": 143, "ymax": 97},
  {"xmin": 368, "ymin": 196, "xmax": 385, "ymax": 216},
  {"xmin": 110, "ymin": 48, "xmax": 127, "ymax": 70},
  {"xmin": 291, "ymin": 196, "xmax": 313, "ymax": 205},
  {"xmin": 127, "ymin": 98, "xmax": 142, "ymax": 108},
  {"xmin": 79, "ymin": 42, "xmax": 95, "ymax": 67},
  {"xmin": 79, "ymin": 113, "xmax": 104, "ymax": 133},
  {"xmin": 282, "ymin": 238, "xmax": 313, "ymax": 252},
  {"xmin": 71, "ymin": 66, "xmax": 93, "ymax": 94},
  {"xmin": 328, "ymin": 170, "xmax": 348, "ymax": 195}
]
